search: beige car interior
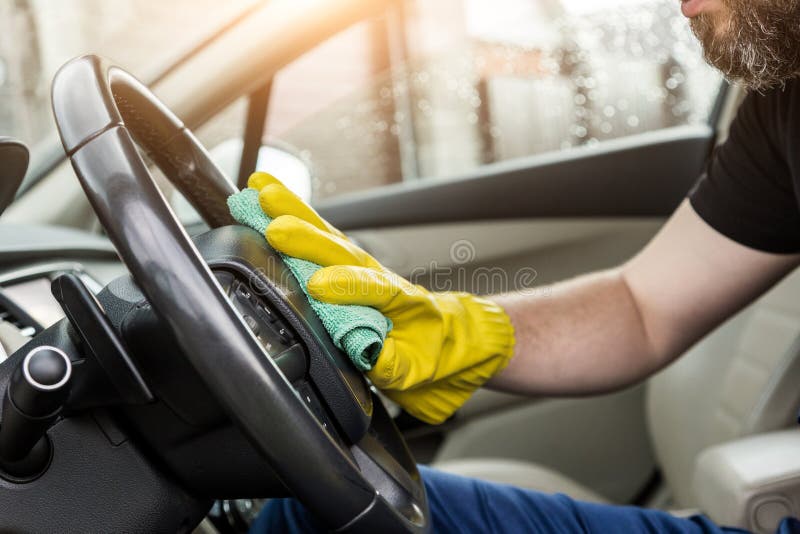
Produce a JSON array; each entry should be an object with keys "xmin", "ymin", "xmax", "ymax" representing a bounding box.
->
[{"xmin": 3, "ymin": 1, "xmax": 798, "ymax": 530}]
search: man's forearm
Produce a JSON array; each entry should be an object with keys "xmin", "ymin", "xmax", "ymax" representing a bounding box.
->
[
  {"xmin": 486, "ymin": 202, "xmax": 800, "ymax": 397},
  {"xmin": 487, "ymin": 269, "xmax": 662, "ymax": 396}
]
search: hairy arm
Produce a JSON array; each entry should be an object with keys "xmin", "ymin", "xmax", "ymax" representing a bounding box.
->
[{"xmin": 488, "ymin": 200, "xmax": 800, "ymax": 396}]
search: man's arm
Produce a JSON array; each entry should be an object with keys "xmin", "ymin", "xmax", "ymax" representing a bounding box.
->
[{"xmin": 489, "ymin": 200, "xmax": 800, "ymax": 396}]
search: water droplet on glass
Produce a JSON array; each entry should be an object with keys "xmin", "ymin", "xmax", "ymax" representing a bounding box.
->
[{"xmin": 267, "ymin": 0, "xmax": 722, "ymax": 199}]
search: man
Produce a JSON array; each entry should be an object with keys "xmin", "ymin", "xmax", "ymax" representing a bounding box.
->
[{"xmin": 251, "ymin": 0, "xmax": 800, "ymax": 531}]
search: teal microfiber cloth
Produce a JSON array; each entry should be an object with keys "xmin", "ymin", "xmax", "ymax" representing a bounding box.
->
[{"xmin": 227, "ymin": 188, "xmax": 391, "ymax": 371}]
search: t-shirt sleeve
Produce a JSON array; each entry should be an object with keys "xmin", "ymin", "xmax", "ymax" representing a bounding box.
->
[{"xmin": 689, "ymin": 87, "xmax": 800, "ymax": 253}]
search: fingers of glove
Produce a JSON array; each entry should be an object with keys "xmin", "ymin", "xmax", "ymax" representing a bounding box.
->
[
  {"xmin": 382, "ymin": 365, "xmax": 501, "ymax": 424},
  {"xmin": 257, "ymin": 182, "xmax": 346, "ymax": 239},
  {"xmin": 267, "ymin": 217, "xmax": 380, "ymax": 269},
  {"xmin": 369, "ymin": 337, "xmax": 503, "ymax": 392},
  {"xmin": 436, "ymin": 354, "xmax": 510, "ymax": 388},
  {"xmin": 366, "ymin": 338, "xmax": 401, "ymax": 389},
  {"xmin": 247, "ymin": 171, "xmax": 283, "ymax": 191},
  {"xmin": 382, "ymin": 383, "xmax": 471, "ymax": 425},
  {"xmin": 250, "ymin": 172, "xmax": 326, "ymax": 232},
  {"xmin": 306, "ymin": 265, "xmax": 418, "ymax": 311},
  {"xmin": 366, "ymin": 337, "xmax": 432, "ymax": 391}
]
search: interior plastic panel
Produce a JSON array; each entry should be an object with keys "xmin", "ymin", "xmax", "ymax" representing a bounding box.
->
[
  {"xmin": 0, "ymin": 321, "xmax": 210, "ymax": 532},
  {"xmin": 0, "ymin": 224, "xmax": 116, "ymax": 265},
  {"xmin": 194, "ymin": 226, "xmax": 374, "ymax": 429},
  {"xmin": 318, "ymin": 125, "xmax": 713, "ymax": 231}
]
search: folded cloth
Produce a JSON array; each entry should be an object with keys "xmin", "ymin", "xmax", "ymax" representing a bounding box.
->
[{"xmin": 227, "ymin": 188, "xmax": 391, "ymax": 371}]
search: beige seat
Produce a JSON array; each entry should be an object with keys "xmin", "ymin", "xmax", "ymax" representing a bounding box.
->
[{"xmin": 434, "ymin": 268, "xmax": 800, "ymax": 507}]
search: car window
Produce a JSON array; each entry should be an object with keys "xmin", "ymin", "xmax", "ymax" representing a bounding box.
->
[
  {"xmin": 187, "ymin": 0, "xmax": 724, "ymax": 218},
  {"xmin": 0, "ymin": 0, "xmax": 259, "ymax": 163},
  {"xmin": 259, "ymin": 0, "xmax": 722, "ymax": 203}
]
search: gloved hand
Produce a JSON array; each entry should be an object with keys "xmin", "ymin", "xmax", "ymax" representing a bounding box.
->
[{"xmin": 248, "ymin": 172, "xmax": 516, "ymax": 424}]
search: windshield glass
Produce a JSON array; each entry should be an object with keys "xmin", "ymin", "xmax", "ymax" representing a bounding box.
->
[{"xmin": 0, "ymin": 0, "xmax": 260, "ymax": 172}]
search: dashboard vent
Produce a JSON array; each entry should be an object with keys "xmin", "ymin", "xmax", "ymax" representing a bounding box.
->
[{"xmin": 0, "ymin": 291, "xmax": 40, "ymax": 337}]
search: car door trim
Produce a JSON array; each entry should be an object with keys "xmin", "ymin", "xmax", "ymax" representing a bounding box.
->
[{"xmin": 318, "ymin": 124, "xmax": 713, "ymax": 230}]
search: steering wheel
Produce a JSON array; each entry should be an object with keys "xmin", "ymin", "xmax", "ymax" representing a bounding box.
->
[{"xmin": 50, "ymin": 55, "xmax": 429, "ymax": 533}]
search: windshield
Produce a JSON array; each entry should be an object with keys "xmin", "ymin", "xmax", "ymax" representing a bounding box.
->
[{"xmin": 0, "ymin": 0, "xmax": 260, "ymax": 178}]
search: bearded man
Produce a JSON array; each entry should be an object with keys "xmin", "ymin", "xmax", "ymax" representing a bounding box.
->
[{"xmin": 250, "ymin": 0, "xmax": 800, "ymax": 531}]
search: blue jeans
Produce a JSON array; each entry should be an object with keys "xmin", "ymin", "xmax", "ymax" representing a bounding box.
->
[{"xmin": 250, "ymin": 466, "xmax": 800, "ymax": 533}]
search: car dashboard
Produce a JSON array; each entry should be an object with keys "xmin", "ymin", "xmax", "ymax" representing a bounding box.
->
[
  {"xmin": 0, "ymin": 222, "xmax": 325, "ymax": 530},
  {"xmin": 0, "ymin": 223, "xmax": 126, "ymax": 361}
]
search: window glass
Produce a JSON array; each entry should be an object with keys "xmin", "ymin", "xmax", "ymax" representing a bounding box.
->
[{"xmin": 268, "ymin": 0, "xmax": 722, "ymax": 202}]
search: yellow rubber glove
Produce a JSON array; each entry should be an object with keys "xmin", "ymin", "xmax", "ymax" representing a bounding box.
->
[{"xmin": 248, "ymin": 172, "xmax": 516, "ymax": 424}]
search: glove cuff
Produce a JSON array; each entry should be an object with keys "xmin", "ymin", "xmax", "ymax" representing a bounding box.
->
[{"xmin": 454, "ymin": 293, "xmax": 516, "ymax": 368}]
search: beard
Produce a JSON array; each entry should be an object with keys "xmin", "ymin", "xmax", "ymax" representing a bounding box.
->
[{"xmin": 690, "ymin": 0, "xmax": 800, "ymax": 91}]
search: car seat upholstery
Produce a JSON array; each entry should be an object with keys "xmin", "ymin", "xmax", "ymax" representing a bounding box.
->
[
  {"xmin": 434, "ymin": 268, "xmax": 800, "ymax": 506},
  {"xmin": 648, "ymin": 268, "xmax": 800, "ymax": 507}
]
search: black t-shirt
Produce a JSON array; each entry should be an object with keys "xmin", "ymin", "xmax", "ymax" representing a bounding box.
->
[{"xmin": 689, "ymin": 78, "xmax": 800, "ymax": 253}]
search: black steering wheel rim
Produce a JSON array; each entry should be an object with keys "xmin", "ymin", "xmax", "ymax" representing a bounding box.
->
[{"xmin": 50, "ymin": 55, "xmax": 428, "ymax": 533}]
